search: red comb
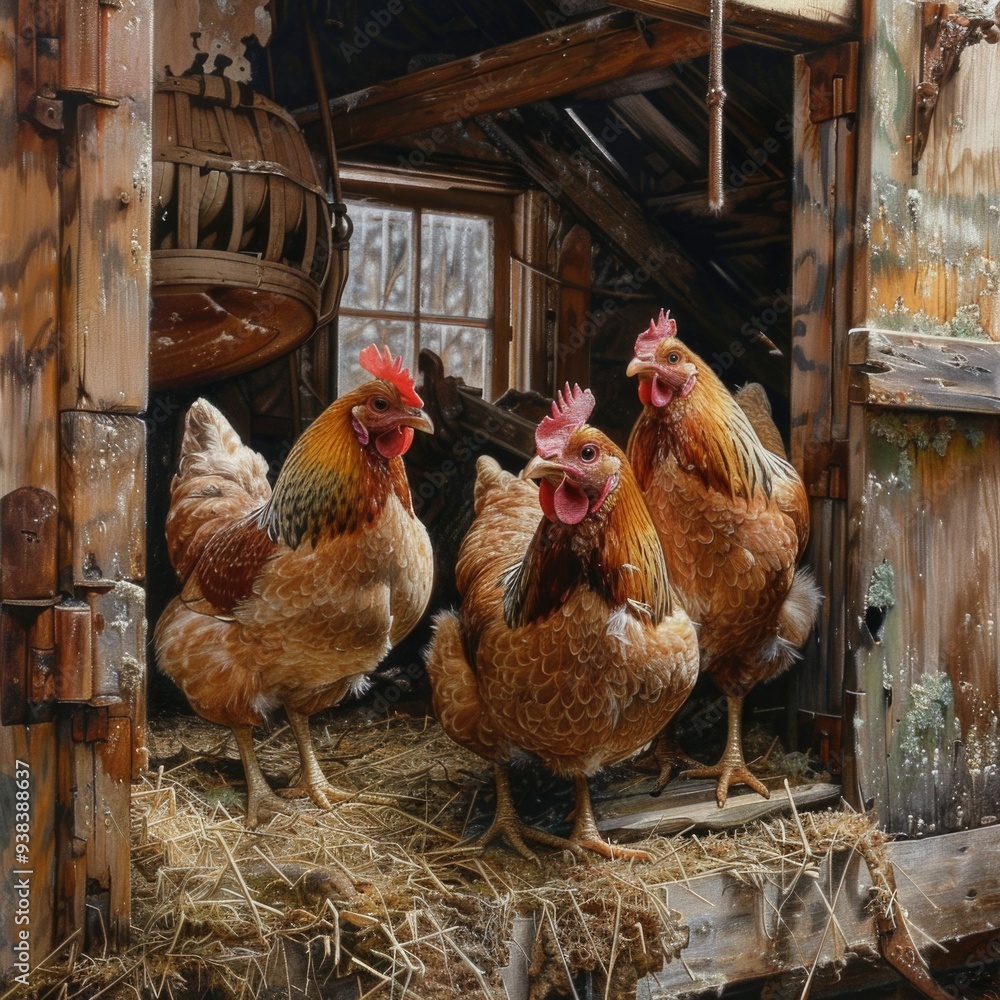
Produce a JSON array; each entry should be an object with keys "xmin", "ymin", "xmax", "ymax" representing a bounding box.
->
[
  {"xmin": 634, "ymin": 308, "xmax": 677, "ymax": 360},
  {"xmin": 358, "ymin": 344, "xmax": 423, "ymax": 407},
  {"xmin": 535, "ymin": 383, "xmax": 595, "ymax": 457}
]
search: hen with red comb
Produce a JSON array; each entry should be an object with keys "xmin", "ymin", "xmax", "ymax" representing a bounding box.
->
[
  {"xmin": 155, "ymin": 343, "xmax": 435, "ymax": 824},
  {"xmin": 626, "ymin": 312, "xmax": 820, "ymax": 807},
  {"xmin": 426, "ymin": 385, "xmax": 698, "ymax": 861}
]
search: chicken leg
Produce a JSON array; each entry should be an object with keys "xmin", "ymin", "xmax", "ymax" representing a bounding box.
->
[
  {"xmin": 231, "ymin": 724, "xmax": 295, "ymax": 826},
  {"xmin": 680, "ymin": 694, "xmax": 770, "ymax": 807},
  {"xmin": 277, "ymin": 707, "xmax": 358, "ymax": 809},
  {"xmin": 468, "ymin": 765, "xmax": 588, "ymax": 862},
  {"xmin": 567, "ymin": 775, "xmax": 652, "ymax": 861}
]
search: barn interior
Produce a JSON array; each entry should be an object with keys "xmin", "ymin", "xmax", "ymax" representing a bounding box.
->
[{"xmin": 147, "ymin": 0, "xmax": 817, "ymax": 776}]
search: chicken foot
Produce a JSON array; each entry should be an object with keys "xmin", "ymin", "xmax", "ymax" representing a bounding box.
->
[
  {"xmin": 464, "ymin": 765, "xmax": 588, "ymax": 863},
  {"xmin": 636, "ymin": 728, "xmax": 706, "ymax": 789},
  {"xmin": 231, "ymin": 724, "xmax": 297, "ymax": 826},
  {"xmin": 276, "ymin": 708, "xmax": 395, "ymax": 810},
  {"xmin": 567, "ymin": 775, "xmax": 652, "ymax": 862},
  {"xmin": 680, "ymin": 694, "xmax": 770, "ymax": 807}
]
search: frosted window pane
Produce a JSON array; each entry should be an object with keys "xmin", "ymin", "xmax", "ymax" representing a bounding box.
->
[
  {"xmin": 338, "ymin": 316, "xmax": 416, "ymax": 393},
  {"xmin": 421, "ymin": 324, "xmax": 490, "ymax": 393},
  {"xmin": 342, "ymin": 204, "xmax": 413, "ymax": 312},
  {"xmin": 419, "ymin": 212, "xmax": 493, "ymax": 320}
]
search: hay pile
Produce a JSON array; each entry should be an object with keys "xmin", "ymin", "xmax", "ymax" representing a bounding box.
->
[{"xmin": 27, "ymin": 709, "xmax": 885, "ymax": 1000}]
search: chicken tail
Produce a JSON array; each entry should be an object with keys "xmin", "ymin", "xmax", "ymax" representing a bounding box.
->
[
  {"xmin": 734, "ymin": 383, "xmax": 787, "ymax": 459},
  {"xmin": 779, "ymin": 566, "xmax": 823, "ymax": 649},
  {"xmin": 472, "ymin": 455, "xmax": 517, "ymax": 515},
  {"xmin": 176, "ymin": 398, "xmax": 271, "ymax": 491},
  {"xmin": 164, "ymin": 399, "xmax": 273, "ymax": 581}
]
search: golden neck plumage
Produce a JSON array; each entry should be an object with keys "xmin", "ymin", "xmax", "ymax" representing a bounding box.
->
[
  {"xmin": 631, "ymin": 365, "xmax": 778, "ymax": 504},
  {"xmin": 260, "ymin": 397, "xmax": 404, "ymax": 548}
]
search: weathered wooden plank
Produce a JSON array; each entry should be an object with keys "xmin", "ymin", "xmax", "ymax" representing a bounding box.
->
[
  {"xmin": 643, "ymin": 823, "xmax": 1000, "ymax": 997},
  {"xmin": 849, "ymin": 328, "xmax": 1000, "ymax": 413},
  {"xmin": 790, "ymin": 46, "xmax": 855, "ymax": 729},
  {"xmin": 0, "ymin": 66, "xmax": 60, "ymax": 501},
  {"xmin": 1, "ymin": 608, "xmax": 28, "ymax": 726},
  {"xmin": 90, "ymin": 581, "xmax": 149, "ymax": 776},
  {"xmin": 54, "ymin": 713, "xmax": 88, "ymax": 950},
  {"xmin": 59, "ymin": 411, "xmax": 146, "ymax": 587},
  {"xmin": 853, "ymin": 4, "xmax": 1000, "ymax": 341},
  {"xmin": 90, "ymin": 717, "xmax": 131, "ymax": 951},
  {"xmin": 59, "ymin": 0, "xmax": 152, "ymax": 412},
  {"xmin": 608, "ymin": 0, "xmax": 858, "ymax": 49},
  {"xmin": 302, "ymin": 13, "xmax": 714, "ymax": 151},
  {"xmin": 554, "ymin": 225, "xmax": 592, "ymax": 391}
]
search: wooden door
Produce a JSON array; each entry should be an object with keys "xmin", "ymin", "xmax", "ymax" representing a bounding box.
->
[
  {"xmin": 793, "ymin": 0, "xmax": 1000, "ymax": 834},
  {"xmin": 1, "ymin": 0, "xmax": 152, "ymax": 980}
]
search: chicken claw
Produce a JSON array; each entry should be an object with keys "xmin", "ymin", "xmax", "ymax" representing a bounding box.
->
[
  {"xmin": 279, "ymin": 709, "xmax": 395, "ymax": 810},
  {"xmin": 636, "ymin": 730, "xmax": 706, "ymax": 790},
  {"xmin": 679, "ymin": 696, "xmax": 771, "ymax": 807},
  {"xmin": 464, "ymin": 766, "xmax": 586, "ymax": 863},
  {"xmin": 231, "ymin": 724, "xmax": 297, "ymax": 826}
]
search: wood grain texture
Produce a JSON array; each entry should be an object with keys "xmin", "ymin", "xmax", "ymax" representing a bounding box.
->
[
  {"xmin": 607, "ymin": 0, "xmax": 858, "ymax": 49},
  {"xmin": 59, "ymin": 0, "xmax": 152, "ymax": 412},
  {"xmin": 60, "ymin": 412, "xmax": 146, "ymax": 587},
  {"xmin": 642, "ymin": 822, "xmax": 1000, "ymax": 996},
  {"xmin": 554, "ymin": 225, "xmax": 592, "ymax": 391},
  {"xmin": 853, "ymin": 4, "xmax": 1000, "ymax": 341},
  {"xmin": 849, "ymin": 327, "xmax": 1000, "ymax": 413}
]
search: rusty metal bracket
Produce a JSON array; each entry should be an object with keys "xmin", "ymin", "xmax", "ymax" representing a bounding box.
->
[
  {"xmin": 913, "ymin": 3, "xmax": 1000, "ymax": 172},
  {"xmin": 803, "ymin": 438, "xmax": 849, "ymax": 500},
  {"xmin": 806, "ymin": 41, "xmax": 858, "ymax": 123}
]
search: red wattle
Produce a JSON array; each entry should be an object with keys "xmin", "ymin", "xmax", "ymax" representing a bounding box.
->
[
  {"xmin": 553, "ymin": 478, "xmax": 589, "ymax": 525},
  {"xmin": 638, "ymin": 379, "xmax": 652, "ymax": 406},
  {"xmin": 375, "ymin": 426, "xmax": 414, "ymax": 458},
  {"xmin": 538, "ymin": 479, "xmax": 557, "ymax": 521},
  {"xmin": 650, "ymin": 377, "xmax": 675, "ymax": 408}
]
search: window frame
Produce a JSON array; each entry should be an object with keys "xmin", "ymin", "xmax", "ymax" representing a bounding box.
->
[{"xmin": 339, "ymin": 171, "xmax": 515, "ymax": 400}]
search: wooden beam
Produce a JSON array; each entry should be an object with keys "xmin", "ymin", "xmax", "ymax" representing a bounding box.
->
[
  {"xmin": 849, "ymin": 328, "xmax": 1000, "ymax": 414},
  {"xmin": 298, "ymin": 13, "xmax": 715, "ymax": 150},
  {"xmin": 607, "ymin": 0, "xmax": 858, "ymax": 50},
  {"xmin": 643, "ymin": 823, "xmax": 1000, "ymax": 996}
]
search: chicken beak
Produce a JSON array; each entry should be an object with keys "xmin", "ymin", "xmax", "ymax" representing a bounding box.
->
[
  {"xmin": 521, "ymin": 455, "xmax": 565, "ymax": 483},
  {"xmin": 625, "ymin": 357, "xmax": 653, "ymax": 379},
  {"xmin": 397, "ymin": 407, "xmax": 434, "ymax": 435}
]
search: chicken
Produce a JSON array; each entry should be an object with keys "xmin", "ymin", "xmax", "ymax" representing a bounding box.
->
[
  {"xmin": 426, "ymin": 384, "xmax": 699, "ymax": 860},
  {"xmin": 626, "ymin": 310, "xmax": 821, "ymax": 806},
  {"xmin": 154, "ymin": 345, "xmax": 434, "ymax": 824}
]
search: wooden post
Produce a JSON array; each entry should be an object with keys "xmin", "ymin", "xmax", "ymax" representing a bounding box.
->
[{"xmin": 789, "ymin": 43, "xmax": 856, "ymax": 770}]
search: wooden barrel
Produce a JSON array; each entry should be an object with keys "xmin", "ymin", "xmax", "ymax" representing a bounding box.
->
[{"xmin": 150, "ymin": 74, "xmax": 345, "ymax": 390}]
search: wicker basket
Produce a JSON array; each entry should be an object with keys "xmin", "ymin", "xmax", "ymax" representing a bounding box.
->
[{"xmin": 150, "ymin": 74, "xmax": 347, "ymax": 390}]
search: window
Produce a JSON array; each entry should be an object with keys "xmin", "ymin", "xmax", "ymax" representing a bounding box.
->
[{"xmin": 338, "ymin": 183, "xmax": 513, "ymax": 399}]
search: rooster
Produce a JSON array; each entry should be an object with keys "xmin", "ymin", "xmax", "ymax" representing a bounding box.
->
[
  {"xmin": 426, "ymin": 384, "xmax": 698, "ymax": 860},
  {"xmin": 154, "ymin": 345, "xmax": 434, "ymax": 824},
  {"xmin": 626, "ymin": 310, "xmax": 821, "ymax": 806}
]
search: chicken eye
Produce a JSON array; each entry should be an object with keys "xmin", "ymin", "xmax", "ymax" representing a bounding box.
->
[
  {"xmin": 666, "ymin": 351, "xmax": 681, "ymax": 364},
  {"xmin": 372, "ymin": 396, "xmax": 389, "ymax": 411},
  {"xmin": 580, "ymin": 444, "xmax": 598, "ymax": 463}
]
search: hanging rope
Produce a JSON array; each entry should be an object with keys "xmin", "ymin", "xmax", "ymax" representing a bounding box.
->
[{"xmin": 707, "ymin": 0, "xmax": 726, "ymax": 213}]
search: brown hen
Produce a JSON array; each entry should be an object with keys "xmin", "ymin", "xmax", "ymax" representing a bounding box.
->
[
  {"xmin": 426, "ymin": 385, "xmax": 699, "ymax": 860},
  {"xmin": 626, "ymin": 311, "xmax": 821, "ymax": 806},
  {"xmin": 154, "ymin": 346, "xmax": 434, "ymax": 824}
]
